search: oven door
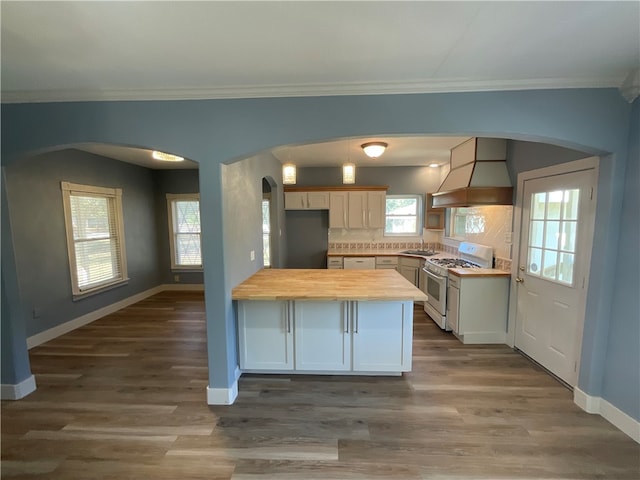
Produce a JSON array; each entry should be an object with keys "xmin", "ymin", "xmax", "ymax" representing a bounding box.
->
[{"xmin": 423, "ymin": 268, "xmax": 447, "ymax": 315}]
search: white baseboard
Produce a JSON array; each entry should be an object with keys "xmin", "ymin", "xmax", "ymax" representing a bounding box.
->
[
  {"xmin": 207, "ymin": 380, "xmax": 239, "ymax": 405},
  {"xmin": 27, "ymin": 284, "xmax": 205, "ymax": 349},
  {"xmin": 1, "ymin": 374, "xmax": 36, "ymax": 400},
  {"xmin": 574, "ymin": 387, "xmax": 640, "ymax": 443}
]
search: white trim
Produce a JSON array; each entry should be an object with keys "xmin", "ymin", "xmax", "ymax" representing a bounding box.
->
[
  {"xmin": 0, "ymin": 76, "xmax": 627, "ymax": 104},
  {"xmin": 1, "ymin": 375, "xmax": 37, "ymax": 400},
  {"xmin": 207, "ymin": 381, "xmax": 238, "ymax": 405},
  {"xmin": 574, "ymin": 388, "xmax": 640, "ymax": 443},
  {"xmin": 27, "ymin": 284, "xmax": 205, "ymax": 348}
]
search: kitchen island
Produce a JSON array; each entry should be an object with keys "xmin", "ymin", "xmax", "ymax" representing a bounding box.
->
[{"xmin": 232, "ymin": 269, "xmax": 427, "ymax": 375}]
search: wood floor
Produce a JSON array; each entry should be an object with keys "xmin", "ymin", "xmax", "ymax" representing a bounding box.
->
[{"xmin": 2, "ymin": 291, "xmax": 639, "ymax": 479}]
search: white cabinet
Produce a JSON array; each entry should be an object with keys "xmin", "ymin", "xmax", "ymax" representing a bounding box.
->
[
  {"xmin": 294, "ymin": 301, "xmax": 351, "ymax": 371},
  {"xmin": 398, "ymin": 257, "xmax": 422, "ymax": 287},
  {"xmin": 447, "ymin": 273, "xmax": 509, "ymax": 344},
  {"xmin": 375, "ymin": 256, "xmax": 398, "ymax": 270},
  {"xmin": 327, "ymin": 256, "xmax": 343, "ymax": 269},
  {"xmin": 347, "ymin": 191, "xmax": 386, "ymax": 229},
  {"xmin": 352, "ymin": 301, "xmax": 413, "ymax": 372},
  {"xmin": 237, "ymin": 299, "xmax": 413, "ymax": 374},
  {"xmin": 343, "ymin": 257, "xmax": 376, "ymax": 270},
  {"xmin": 237, "ymin": 300, "xmax": 294, "ymax": 370},
  {"xmin": 329, "ymin": 192, "xmax": 348, "ymax": 228},
  {"xmin": 285, "ymin": 191, "xmax": 330, "ymax": 210},
  {"xmin": 329, "ymin": 190, "xmax": 386, "ymax": 229}
]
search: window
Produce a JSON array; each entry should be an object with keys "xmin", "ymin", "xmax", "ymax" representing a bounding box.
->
[
  {"xmin": 527, "ymin": 189, "xmax": 579, "ymax": 285},
  {"xmin": 61, "ymin": 182, "xmax": 128, "ymax": 296},
  {"xmin": 167, "ymin": 194, "xmax": 202, "ymax": 270},
  {"xmin": 448, "ymin": 207, "xmax": 486, "ymax": 238},
  {"xmin": 385, "ymin": 195, "xmax": 422, "ymax": 236},
  {"xmin": 262, "ymin": 195, "xmax": 271, "ymax": 267}
]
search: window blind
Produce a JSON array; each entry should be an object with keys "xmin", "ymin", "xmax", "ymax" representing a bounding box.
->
[{"xmin": 172, "ymin": 200, "xmax": 202, "ymax": 266}]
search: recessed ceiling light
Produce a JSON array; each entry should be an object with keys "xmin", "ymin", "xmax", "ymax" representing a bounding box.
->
[
  {"xmin": 152, "ymin": 150, "xmax": 184, "ymax": 162},
  {"xmin": 429, "ymin": 163, "xmax": 440, "ymax": 168}
]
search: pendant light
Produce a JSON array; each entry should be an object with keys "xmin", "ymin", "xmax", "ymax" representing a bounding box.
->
[
  {"xmin": 282, "ymin": 163, "xmax": 296, "ymax": 185},
  {"xmin": 342, "ymin": 163, "xmax": 356, "ymax": 184}
]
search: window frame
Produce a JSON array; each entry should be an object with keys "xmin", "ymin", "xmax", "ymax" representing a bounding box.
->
[
  {"xmin": 384, "ymin": 194, "xmax": 423, "ymax": 237},
  {"xmin": 166, "ymin": 193, "xmax": 203, "ymax": 271},
  {"xmin": 446, "ymin": 207, "xmax": 486, "ymax": 240},
  {"xmin": 61, "ymin": 181, "xmax": 128, "ymax": 298},
  {"xmin": 262, "ymin": 193, "xmax": 272, "ymax": 268}
]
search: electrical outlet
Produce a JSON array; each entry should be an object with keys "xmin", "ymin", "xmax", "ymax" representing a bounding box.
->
[
  {"xmin": 174, "ymin": 274, "xmax": 180, "ymax": 283},
  {"xmin": 32, "ymin": 307, "xmax": 40, "ymax": 319},
  {"xmin": 250, "ymin": 250, "xmax": 255, "ymax": 261},
  {"xmin": 505, "ymin": 232, "xmax": 513, "ymax": 244}
]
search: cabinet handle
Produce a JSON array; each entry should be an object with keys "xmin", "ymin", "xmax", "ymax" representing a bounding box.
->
[
  {"xmin": 301, "ymin": 197, "xmax": 305, "ymax": 208},
  {"xmin": 362, "ymin": 210, "xmax": 365, "ymax": 226},
  {"xmin": 344, "ymin": 302, "xmax": 349, "ymax": 333},
  {"xmin": 354, "ymin": 301, "xmax": 359, "ymax": 334},
  {"xmin": 286, "ymin": 301, "xmax": 292, "ymax": 333},
  {"xmin": 368, "ymin": 211, "xmax": 371, "ymax": 225}
]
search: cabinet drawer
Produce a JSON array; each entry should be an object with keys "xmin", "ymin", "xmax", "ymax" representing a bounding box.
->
[
  {"xmin": 376, "ymin": 256, "xmax": 398, "ymax": 266},
  {"xmin": 399, "ymin": 256, "xmax": 422, "ymax": 268},
  {"xmin": 343, "ymin": 257, "xmax": 376, "ymax": 270},
  {"xmin": 327, "ymin": 256, "xmax": 343, "ymax": 267}
]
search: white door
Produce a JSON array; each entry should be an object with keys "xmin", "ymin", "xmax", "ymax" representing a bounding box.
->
[
  {"xmin": 294, "ymin": 301, "xmax": 351, "ymax": 371},
  {"xmin": 515, "ymin": 167, "xmax": 596, "ymax": 385}
]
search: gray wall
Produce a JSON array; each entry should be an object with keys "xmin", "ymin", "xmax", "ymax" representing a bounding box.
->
[
  {"xmin": 3, "ymin": 149, "xmax": 162, "ymax": 337},
  {"xmin": 154, "ymin": 169, "xmax": 203, "ymax": 284},
  {"xmin": 296, "ymin": 166, "xmax": 442, "ymax": 194},
  {"xmin": 601, "ymin": 98, "xmax": 639, "ymax": 420}
]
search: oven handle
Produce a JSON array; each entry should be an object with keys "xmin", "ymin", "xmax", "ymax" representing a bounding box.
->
[{"xmin": 422, "ymin": 267, "xmax": 446, "ymax": 281}]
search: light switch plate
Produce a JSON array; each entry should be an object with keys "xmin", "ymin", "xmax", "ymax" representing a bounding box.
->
[
  {"xmin": 505, "ymin": 232, "xmax": 513, "ymax": 244},
  {"xmin": 250, "ymin": 250, "xmax": 255, "ymax": 261}
]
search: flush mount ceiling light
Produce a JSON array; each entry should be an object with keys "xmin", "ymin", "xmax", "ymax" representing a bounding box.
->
[
  {"xmin": 342, "ymin": 163, "xmax": 356, "ymax": 184},
  {"xmin": 152, "ymin": 150, "xmax": 184, "ymax": 162},
  {"xmin": 429, "ymin": 163, "xmax": 440, "ymax": 168},
  {"xmin": 361, "ymin": 142, "xmax": 388, "ymax": 158},
  {"xmin": 282, "ymin": 163, "xmax": 297, "ymax": 185}
]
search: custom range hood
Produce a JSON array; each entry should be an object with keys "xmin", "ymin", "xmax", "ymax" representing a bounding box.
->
[{"xmin": 431, "ymin": 137, "xmax": 513, "ymax": 208}]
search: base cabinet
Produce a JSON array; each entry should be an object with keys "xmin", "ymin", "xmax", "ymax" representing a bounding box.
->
[
  {"xmin": 237, "ymin": 299, "xmax": 413, "ymax": 374},
  {"xmin": 295, "ymin": 301, "xmax": 351, "ymax": 371},
  {"xmin": 352, "ymin": 301, "xmax": 412, "ymax": 372},
  {"xmin": 237, "ymin": 300, "xmax": 294, "ymax": 370}
]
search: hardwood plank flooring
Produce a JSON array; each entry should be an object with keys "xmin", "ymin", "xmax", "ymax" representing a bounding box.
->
[{"xmin": 2, "ymin": 291, "xmax": 639, "ymax": 479}]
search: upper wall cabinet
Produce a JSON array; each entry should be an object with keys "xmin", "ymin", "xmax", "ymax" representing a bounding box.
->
[
  {"xmin": 285, "ymin": 191, "xmax": 330, "ymax": 210},
  {"xmin": 347, "ymin": 191, "xmax": 385, "ymax": 229}
]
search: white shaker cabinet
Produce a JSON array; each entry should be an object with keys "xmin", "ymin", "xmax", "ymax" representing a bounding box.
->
[
  {"xmin": 285, "ymin": 191, "xmax": 330, "ymax": 210},
  {"xmin": 294, "ymin": 301, "xmax": 351, "ymax": 371},
  {"xmin": 237, "ymin": 300, "xmax": 294, "ymax": 370},
  {"xmin": 352, "ymin": 301, "xmax": 413, "ymax": 372},
  {"xmin": 347, "ymin": 191, "xmax": 386, "ymax": 229},
  {"xmin": 398, "ymin": 256, "xmax": 422, "ymax": 287},
  {"xmin": 329, "ymin": 192, "xmax": 348, "ymax": 228},
  {"xmin": 366, "ymin": 191, "xmax": 386, "ymax": 229}
]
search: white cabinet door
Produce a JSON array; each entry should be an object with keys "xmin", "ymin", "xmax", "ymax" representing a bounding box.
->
[
  {"xmin": 367, "ymin": 191, "xmax": 386, "ymax": 228},
  {"xmin": 294, "ymin": 301, "xmax": 351, "ymax": 371},
  {"xmin": 237, "ymin": 300, "xmax": 294, "ymax": 370},
  {"xmin": 307, "ymin": 192, "xmax": 330, "ymax": 209},
  {"xmin": 447, "ymin": 282, "xmax": 460, "ymax": 333},
  {"xmin": 352, "ymin": 301, "xmax": 412, "ymax": 372},
  {"xmin": 348, "ymin": 191, "xmax": 367, "ymax": 228},
  {"xmin": 284, "ymin": 192, "xmax": 307, "ymax": 210},
  {"xmin": 329, "ymin": 192, "xmax": 348, "ymax": 228}
]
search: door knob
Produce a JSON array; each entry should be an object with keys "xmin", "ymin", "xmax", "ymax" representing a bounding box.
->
[{"xmin": 515, "ymin": 277, "xmax": 524, "ymax": 283}]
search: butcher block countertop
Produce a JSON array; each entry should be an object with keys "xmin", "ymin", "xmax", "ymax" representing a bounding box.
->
[
  {"xmin": 232, "ymin": 269, "xmax": 428, "ymax": 301},
  {"xmin": 449, "ymin": 268, "xmax": 511, "ymax": 277}
]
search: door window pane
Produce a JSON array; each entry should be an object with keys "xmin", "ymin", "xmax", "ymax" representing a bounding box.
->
[
  {"xmin": 528, "ymin": 247, "xmax": 542, "ymax": 276},
  {"xmin": 545, "ymin": 221, "xmax": 560, "ymax": 249},
  {"xmin": 561, "ymin": 221, "xmax": 577, "ymax": 252},
  {"xmin": 547, "ymin": 191, "xmax": 563, "ymax": 219},
  {"xmin": 532, "ymin": 193, "xmax": 546, "ymax": 219},
  {"xmin": 542, "ymin": 250, "xmax": 558, "ymax": 280},
  {"xmin": 559, "ymin": 253, "xmax": 575, "ymax": 284},
  {"xmin": 564, "ymin": 189, "xmax": 580, "ymax": 220}
]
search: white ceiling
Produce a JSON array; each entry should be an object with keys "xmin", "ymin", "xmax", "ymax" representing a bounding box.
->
[{"xmin": 2, "ymin": 1, "xmax": 638, "ymax": 169}]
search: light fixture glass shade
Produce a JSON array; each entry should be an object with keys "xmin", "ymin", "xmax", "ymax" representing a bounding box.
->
[
  {"xmin": 361, "ymin": 142, "xmax": 388, "ymax": 158},
  {"xmin": 342, "ymin": 163, "xmax": 356, "ymax": 184},
  {"xmin": 152, "ymin": 150, "xmax": 184, "ymax": 162},
  {"xmin": 429, "ymin": 163, "xmax": 440, "ymax": 168},
  {"xmin": 282, "ymin": 163, "xmax": 296, "ymax": 184}
]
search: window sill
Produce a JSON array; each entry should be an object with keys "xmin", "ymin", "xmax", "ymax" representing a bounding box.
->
[
  {"xmin": 171, "ymin": 267, "xmax": 204, "ymax": 273},
  {"xmin": 73, "ymin": 278, "xmax": 129, "ymax": 301}
]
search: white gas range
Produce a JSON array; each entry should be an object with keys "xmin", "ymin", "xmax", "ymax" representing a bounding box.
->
[{"xmin": 422, "ymin": 242, "xmax": 494, "ymax": 330}]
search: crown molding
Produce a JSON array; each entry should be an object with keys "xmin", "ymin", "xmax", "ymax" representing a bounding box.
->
[{"xmin": 0, "ymin": 76, "xmax": 627, "ymax": 104}]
